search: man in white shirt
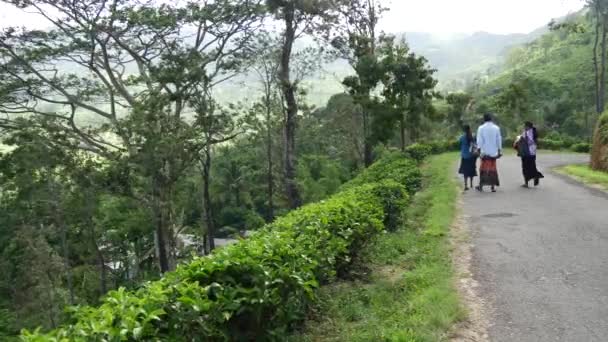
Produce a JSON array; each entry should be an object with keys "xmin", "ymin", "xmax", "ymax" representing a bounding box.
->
[{"xmin": 476, "ymin": 113, "xmax": 502, "ymax": 192}]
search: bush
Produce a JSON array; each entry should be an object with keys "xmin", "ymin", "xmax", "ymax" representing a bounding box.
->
[
  {"xmin": 571, "ymin": 143, "xmax": 591, "ymax": 153},
  {"xmin": 426, "ymin": 140, "xmax": 459, "ymax": 154},
  {"xmin": 504, "ymin": 137, "xmax": 515, "ymax": 150},
  {"xmin": 540, "ymin": 139, "xmax": 568, "ymax": 150},
  {"xmin": 21, "ymin": 155, "xmax": 414, "ymax": 341},
  {"xmin": 404, "ymin": 143, "xmax": 432, "ymax": 163},
  {"xmin": 342, "ymin": 151, "xmax": 422, "ymax": 195}
]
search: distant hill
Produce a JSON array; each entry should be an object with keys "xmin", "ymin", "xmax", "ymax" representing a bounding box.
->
[
  {"xmin": 472, "ymin": 9, "xmax": 597, "ymax": 137},
  {"xmin": 398, "ymin": 31, "xmax": 543, "ymax": 91},
  {"xmin": 119, "ymin": 15, "xmax": 583, "ymax": 108},
  {"xmin": 217, "ymin": 29, "xmax": 547, "ymax": 106},
  {"xmin": 477, "ymin": 10, "xmax": 591, "ymax": 99}
]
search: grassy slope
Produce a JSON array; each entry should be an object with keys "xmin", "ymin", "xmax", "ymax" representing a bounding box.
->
[
  {"xmin": 478, "ymin": 12, "xmax": 594, "ymax": 119},
  {"xmin": 290, "ymin": 153, "xmax": 463, "ymax": 342},
  {"xmin": 557, "ymin": 164, "xmax": 608, "ymax": 190}
]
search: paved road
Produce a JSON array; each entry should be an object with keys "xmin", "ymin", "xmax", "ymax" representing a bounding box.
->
[{"xmin": 462, "ymin": 153, "xmax": 608, "ymax": 342}]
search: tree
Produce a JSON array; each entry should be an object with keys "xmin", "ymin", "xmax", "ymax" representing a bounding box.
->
[
  {"xmin": 311, "ymin": 93, "xmax": 364, "ymax": 168},
  {"xmin": 192, "ymin": 100, "xmax": 244, "ymax": 253},
  {"xmin": 564, "ymin": 0, "xmax": 608, "ymax": 114},
  {"xmin": 446, "ymin": 92, "xmax": 474, "ymax": 130},
  {"xmin": 266, "ymin": 0, "xmax": 337, "ymax": 208},
  {"xmin": 494, "ymin": 81, "xmax": 531, "ymax": 132},
  {"xmin": 0, "ymin": 0, "xmax": 263, "ymax": 272},
  {"xmin": 333, "ymin": 0, "xmax": 388, "ymax": 166},
  {"xmin": 592, "ymin": 0, "xmax": 608, "ymax": 115},
  {"xmin": 251, "ymin": 35, "xmax": 282, "ymax": 220},
  {"xmin": 380, "ymin": 37, "xmax": 438, "ymax": 149}
]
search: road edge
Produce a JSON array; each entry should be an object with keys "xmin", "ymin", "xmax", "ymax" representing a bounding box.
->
[{"xmin": 449, "ymin": 191, "xmax": 491, "ymax": 341}]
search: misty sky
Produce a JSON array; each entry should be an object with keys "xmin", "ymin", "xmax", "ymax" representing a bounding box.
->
[
  {"xmin": 380, "ymin": 0, "xmax": 585, "ymax": 34},
  {"xmin": 0, "ymin": 0, "xmax": 586, "ymax": 34}
]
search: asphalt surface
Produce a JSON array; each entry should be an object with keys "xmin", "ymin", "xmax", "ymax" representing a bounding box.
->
[{"xmin": 461, "ymin": 153, "xmax": 608, "ymax": 342}]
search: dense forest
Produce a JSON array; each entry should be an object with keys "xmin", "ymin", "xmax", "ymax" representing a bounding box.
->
[{"xmin": 0, "ymin": 0, "xmax": 606, "ymax": 339}]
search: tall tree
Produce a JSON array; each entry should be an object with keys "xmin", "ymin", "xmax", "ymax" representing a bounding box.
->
[
  {"xmin": 0, "ymin": 0, "xmax": 263, "ymax": 272},
  {"xmin": 252, "ymin": 36, "xmax": 282, "ymax": 220},
  {"xmin": 192, "ymin": 99, "xmax": 244, "ymax": 254},
  {"xmin": 266, "ymin": 0, "xmax": 336, "ymax": 208},
  {"xmin": 333, "ymin": 0, "xmax": 386, "ymax": 166},
  {"xmin": 446, "ymin": 92, "xmax": 474, "ymax": 130},
  {"xmin": 380, "ymin": 37, "xmax": 438, "ymax": 149}
]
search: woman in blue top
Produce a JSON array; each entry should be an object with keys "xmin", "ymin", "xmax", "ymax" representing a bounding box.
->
[{"xmin": 458, "ymin": 125, "xmax": 478, "ymax": 191}]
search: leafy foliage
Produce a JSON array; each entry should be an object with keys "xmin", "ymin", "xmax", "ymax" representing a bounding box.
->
[
  {"xmin": 475, "ymin": 11, "xmax": 598, "ymax": 139},
  {"xmin": 591, "ymin": 111, "xmax": 608, "ymax": 170},
  {"xmin": 20, "ymin": 153, "xmax": 419, "ymax": 341}
]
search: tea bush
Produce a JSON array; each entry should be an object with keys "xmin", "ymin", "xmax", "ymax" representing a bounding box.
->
[
  {"xmin": 342, "ymin": 151, "xmax": 423, "ymax": 195},
  {"xmin": 426, "ymin": 140, "xmax": 459, "ymax": 154},
  {"xmin": 404, "ymin": 143, "xmax": 432, "ymax": 163},
  {"xmin": 541, "ymin": 139, "xmax": 569, "ymax": 150},
  {"xmin": 21, "ymin": 154, "xmax": 418, "ymax": 341},
  {"xmin": 571, "ymin": 142, "xmax": 591, "ymax": 153}
]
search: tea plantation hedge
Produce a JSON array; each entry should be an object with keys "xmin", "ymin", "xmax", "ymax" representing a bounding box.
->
[{"xmin": 21, "ymin": 153, "xmax": 419, "ymax": 341}]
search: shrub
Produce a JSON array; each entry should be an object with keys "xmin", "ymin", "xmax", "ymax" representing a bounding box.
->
[
  {"xmin": 404, "ymin": 143, "xmax": 432, "ymax": 163},
  {"xmin": 571, "ymin": 143, "xmax": 591, "ymax": 153},
  {"xmin": 504, "ymin": 137, "xmax": 515, "ymax": 150},
  {"xmin": 342, "ymin": 151, "xmax": 422, "ymax": 195},
  {"xmin": 426, "ymin": 140, "xmax": 458, "ymax": 154},
  {"xmin": 540, "ymin": 139, "xmax": 567, "ymax": 150},
  {"xmin": 21, "ymin": 155, "xmax": 414, "ymax": 341},
  {"xmin": 545, "ymin": 132, "xmax": 577, "ymax": 147}
]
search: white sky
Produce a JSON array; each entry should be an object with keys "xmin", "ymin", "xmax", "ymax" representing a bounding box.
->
[
  {"xmin": 380, "ymin": 0, "xmax": 585, "ymax": 34},
  {"xmin": 0, "ymin": 0, "xmax": 586, "ymax": 34}
]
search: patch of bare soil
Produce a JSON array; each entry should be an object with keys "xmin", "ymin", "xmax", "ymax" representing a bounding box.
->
[{"xmin": 449, "ymin": 202, "xmax": 490, "ymax": 342}]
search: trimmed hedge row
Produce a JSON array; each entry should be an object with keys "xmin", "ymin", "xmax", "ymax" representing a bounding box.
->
[
  {"xmin": 504, "ymin": 137, "xmax": 591, "ymax": 153},
  {"xmin": 22, "ymin": 154, "xmax": 419, "ymax": 341},
  {"xmin": 403, "ymin": 141, "xmax": 459, "ymax": 164},
  {"xmin": 343, "ymin": 152, "xmax": 423, "ymax": 195}
]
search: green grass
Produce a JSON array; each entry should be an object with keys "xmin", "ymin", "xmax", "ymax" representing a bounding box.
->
[
  {"xmin": 558, "ymin": 164, "xmax": 608, "ymax": 190},
  {"xmin": 289, "ymin": 153, "xmax": 464, "ymax": 342}
]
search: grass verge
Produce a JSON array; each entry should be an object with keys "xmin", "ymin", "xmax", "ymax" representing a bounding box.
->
[
  {"xmin": 289, "ymin": 153, "xmax": 464, "ymax": 342},
  {"xmin": 557, "ymin": 164, "xmax": 608, "ymax": 191}
]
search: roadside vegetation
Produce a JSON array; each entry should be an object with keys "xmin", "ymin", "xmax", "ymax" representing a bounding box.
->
[
  {"xmin": 2, "ymin": 0, "xmax": 608, "ymax": 339},
  {"xmin": 291, "ymin": 153, "xmax": 463, "ymax": 342},
  {"xmin": 558, "ymin": 164, "xmax": 608, "ymax": 190}
]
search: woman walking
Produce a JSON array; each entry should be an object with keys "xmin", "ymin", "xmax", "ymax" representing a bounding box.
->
[
  {"xmin": 459, "ymin": 125, "xmax": 478, "ymax": 191},
  {"xmin": 515, "ymin": 121, "xmax": 544, "ymax": 187}
]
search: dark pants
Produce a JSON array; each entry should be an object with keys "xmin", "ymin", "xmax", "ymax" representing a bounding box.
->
[{"xmin": 521, "ymin": 156, "xmax": 544, "ymax": 182}]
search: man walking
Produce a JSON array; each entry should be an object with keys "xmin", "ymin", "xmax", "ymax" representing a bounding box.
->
[{"xmin": 476, "ymin": 113, "xmax": 502, "ymax": 192}]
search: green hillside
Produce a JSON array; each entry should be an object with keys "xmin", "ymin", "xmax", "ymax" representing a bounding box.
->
[{"xmin": 473, "ymin": 10, "xmax": 597, "ymax": 137}]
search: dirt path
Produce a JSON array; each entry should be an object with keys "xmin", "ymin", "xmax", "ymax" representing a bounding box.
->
[{"xmin": 460, "ymin": 153, "xmax": 608, "ymax": 342}]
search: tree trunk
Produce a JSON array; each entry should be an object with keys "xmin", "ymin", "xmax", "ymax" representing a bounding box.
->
[
  {"xmin": 594, "ymin": 3, "xmax": 603, "ymax": 114},
  {"xmin": 266, "ymin": 104, "xmax": 275, "ymax": 221},
  {"xmin": 400, "ymin": 116, "xmax": 406, "ymax": 152},
  {"xmin": 601, "ymin": 18, "xmax": 607, "ymax": 113},
  {"xmin": 88, "ymin": 224, "xmax": 107, "ymax": 295},
  {"xmin": 279, "ymin": 4, "xmax": 302, "ymax": 209},
  {"xmin": 234, "ymin": 177, "xmax": 241, "ymax": 207},
  {"xmin": 363, "ymin": 111, "xmax": 373, "ymax": 167},
  {"xmin": 59, "ymin": 223, "xmax": 74, "ymax": 305},
  {"xmin": 201, "ymin": 146, "xmax": 215, "ymax": 254},
  {"xmin": 85, "ymin": 193, "xmax": 107, "ymax": 295},
  {"xmin": 363, "ymin": 2, "xmax": 376, "ymax": 167},
  {"xmin": 153, "ymin": 177, "xmax": 170, "ymax": 273},
  {"xmin": 50, "ymin": 189, "xmax": 75, "ymax": 306},
  {"xmin": 44, "ymin": 271, "xmax": 57, "ymax": 328}
]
